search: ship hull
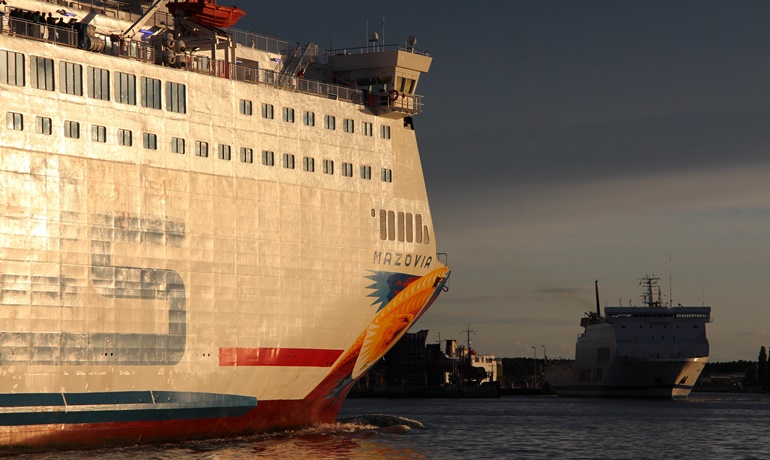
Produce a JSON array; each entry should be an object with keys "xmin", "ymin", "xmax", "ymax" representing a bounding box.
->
[{"xmin": 548, "ymin": 357, "xmax": 708, "ymax": 399}]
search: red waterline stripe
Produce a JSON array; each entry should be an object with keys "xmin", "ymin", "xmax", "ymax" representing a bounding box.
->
[{"xmin": 219, "ymin": 347, "xmax": 343, "ymax": 367}]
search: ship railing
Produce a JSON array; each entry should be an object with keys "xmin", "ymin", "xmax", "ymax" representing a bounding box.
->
[
  {"xmin": 182, "ymin": 55, "xmax": 365, "ymax": 103},
  {"xmin": 3, "ymin": 16, "xmax": 78, "ymax": 48},
  {"xmin": 363, "ymin": 91, "xmax": 424, "ymax": 115},
  {"xmin": 227, "ymin": 28, "xmax": 292, "ymax": 55},
  {"xmin": 327, "ymin": 43, "xmax": 431, "ymax": 57}
]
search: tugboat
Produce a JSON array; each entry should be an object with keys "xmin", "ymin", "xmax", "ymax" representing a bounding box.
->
[{"xmin": 545, "ymin": 277, "xmax": 711, "ymax": 399}]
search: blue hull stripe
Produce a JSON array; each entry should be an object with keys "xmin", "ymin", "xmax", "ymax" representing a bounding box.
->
[{"xmin": 0, "ymin": 391, "xmax": 257, "ymax": 426}]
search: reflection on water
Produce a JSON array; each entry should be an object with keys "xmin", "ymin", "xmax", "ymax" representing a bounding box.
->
[
  {"xmin": 12, "ymin": 393, "xmax": 770, "ymax": 459},
  {"xmin": 15, "ymin": 417, "xmax": 425, "ymax": 460}
]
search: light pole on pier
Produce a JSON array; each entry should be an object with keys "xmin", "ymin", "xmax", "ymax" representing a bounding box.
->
[{"xmin": 532, "ymin": 346, "xmax": 537, "ymax": 388}]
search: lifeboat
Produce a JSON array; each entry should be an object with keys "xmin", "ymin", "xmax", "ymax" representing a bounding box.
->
[{"xmin": 166, "ymin": 0, "xmax": 246, "ymax": 28}]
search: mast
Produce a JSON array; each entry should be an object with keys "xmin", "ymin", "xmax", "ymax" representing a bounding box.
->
[{"xmin": 595, "ymin": 279, "xmax": 601, "ymax": 316}]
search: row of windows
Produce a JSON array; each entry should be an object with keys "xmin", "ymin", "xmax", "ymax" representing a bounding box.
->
[
  {"xmin": 239, "ymin": 99, "xmax": 391, "ymax": 139},
  {"xmin": 1, "ymin": 49, "xmax": 394, "ymax": 141},
  {"xmin": 1, "ymin": 50, "xmax": 187, "ymax": 113},
  {"xmin": 375, "ymin": 209, "xmax": 430, "ymax": 244},
  {"xmin": 6, "ymin": 112, "xmax": 395, "ymax": 183}
]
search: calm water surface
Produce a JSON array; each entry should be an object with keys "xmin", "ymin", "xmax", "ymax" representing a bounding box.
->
[{"xmin": 15, "ymin": 393, "xmax": 770, "ymax": 459}]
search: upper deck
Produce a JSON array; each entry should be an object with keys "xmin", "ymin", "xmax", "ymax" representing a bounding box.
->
[{"xmin": 1, "ymin": 0, "xmax": 431, "ymax": 117}]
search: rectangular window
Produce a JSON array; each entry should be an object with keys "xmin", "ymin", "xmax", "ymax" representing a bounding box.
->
[
  {"xmin": 360, "ymin": 165, "xmax": 372, "ymax": 180},
  {"xmin": 195, "ymin": 140, "xmax": 209, "ymax": 157},
  {"xmin": 240, "ymin": 99, "xmax": 253, "ymax": 115},
  {"xmin": 141, "ymin": 77, "xmax": 162, "ymax": 109},
  {"xmin": 115, "ymin": 72, "xmax": 136, "ymax": 105},
  {"xmin": 59, "ymin": 61, "xmax": 82, "ymax": 95},
  {"xmin": 303, "ymin": 156, "xmax": 315, "ymax": 172},
  {"xmin": 172, "ymin": 137, "xmax": 185, "ymax": 154},
  {"xmin": 380, "ymin": 125, "xmax": 391, "ymax": 139},
  {"xmin": 323, "ymin": 159, "xmax": 334, "ymax": 175},
  {"xmin": 117, "ymin": 129, "xmax": 132, "ymax": 146},
  {"xmin": 262, "ymin": 103, "xmax": 274, "ymax": 119},
  {"xmin": 143, "ymin": 132, "xmax": 158, "ymax": 150},
  {"xmin": 166, "ymin": 82, "xmax": 186, "ymax": 113},
  {"xmin": 406, "ymin": 213, "xmax": 413, "ymax": 242},
  {"xmin": 6, "ymin": 112, "xmax": 23, "ymax": 131},
  {"xmin": 35, "ymin": 116, "xmax": 52, "ymax": 135},
  {"xmin": 379, "ymin": 210, "xmax": 387, "ymax": 240},
  {"xmin": 343, "ymin": 118, "xmax": 354, "ymax": 133},
  {"xmin": 88, "ymin": 67, "xmax": 109, "ymax": 100},
  {"xmin": 282, "ymin": 153, "xmax": 295, "ymax": 169},
  {"xmin": 397, "ymin": 212, "xmax": 405, "ymax": 242},
  {"xmin": 415, "ymin": 214, "xmax": 423, "ymax": 244},
  {"xmin": 91, "ymin": 125, "xmax": 107, "ymax": 143},
  {"xmin": 64, "ymin": 120, "xmax": 80, "ymax": 139},
  {"xmin": 362, "ymin": 121, "xmax": 373, "ymax": 136},
  {"xmin": 381, "ymin": 168, "xmax": 393, "ymax": 183},
  {"xmin": 0, "ymin": 50, "xmax": 25, "ymax": 87},
  {"xmin": 218, "ymin": 144, "xmax": 231, "ymax": 161},
  {"xmin": 324, "ymin": 115, "xmax": 335, "ymax": 130},
  {"xmin": 387, "ymin": 211, "xmax": 395, "ymax": 241},
  {"xmin": 30, "ymin": 56, "xmax": 55, "ymax": 91},
  {"xmin": 303, "ymin": 111, "xmax": 315, "ymax": 126},
  {"xmin": 240, "ymin": 147, "xmax": 254, "ymax": 163},
  {"xmin": 342, "ymin": 162, "xmax": 353, "ymax": 177},
  {"xmin": 262, "ymin": 150, "xmax": 275, "ymax": 166},
  {"xmin": 282, "ymin": 107, "xmax": 295, "ymax": 123}
]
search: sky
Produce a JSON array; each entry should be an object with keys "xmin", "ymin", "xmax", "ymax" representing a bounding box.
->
[{"xmin": 230, "ymin": 1, "xmax": 770, "ymax": 362}]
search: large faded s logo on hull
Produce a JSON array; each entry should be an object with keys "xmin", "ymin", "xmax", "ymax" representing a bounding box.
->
[{"xmin": 0, "ymin": 213, "xmax": 187, "ymax": 365}]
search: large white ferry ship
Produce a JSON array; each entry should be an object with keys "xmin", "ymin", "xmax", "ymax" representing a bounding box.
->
[
  {"xmin": 0, "ymin": 0, "xmax": 450, "ymax": 450},
  {"xmin": 545, "ymin": 277, "xmax": 711, "ymax": 399}
]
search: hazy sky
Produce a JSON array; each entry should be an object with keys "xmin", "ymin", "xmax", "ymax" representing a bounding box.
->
[{"xmin": 231, "ymin": 1, "xmax": 770, "ymax": 361}]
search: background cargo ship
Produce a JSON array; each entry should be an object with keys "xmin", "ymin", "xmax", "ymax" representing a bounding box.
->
[
  {"xmin": 545, "ymin": 277, "xmax": 711, "ymax": 399},
  {"xmin": 0, "ymin": 0, "xmax": 449, "ymax": 450}
]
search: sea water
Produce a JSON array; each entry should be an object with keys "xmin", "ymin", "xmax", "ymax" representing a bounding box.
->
[{"xmin": 16, "ymin": 393, "xmax": 770, "ymax": 459}]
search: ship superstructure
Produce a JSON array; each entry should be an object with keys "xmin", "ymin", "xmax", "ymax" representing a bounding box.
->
[
  {"xmin": 0, "ymin": 0, "xmax": 449, "ymax": 450},
  {"xmin": 546, "ymin": 277, "xmax": 711, "ymax": 398}
]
